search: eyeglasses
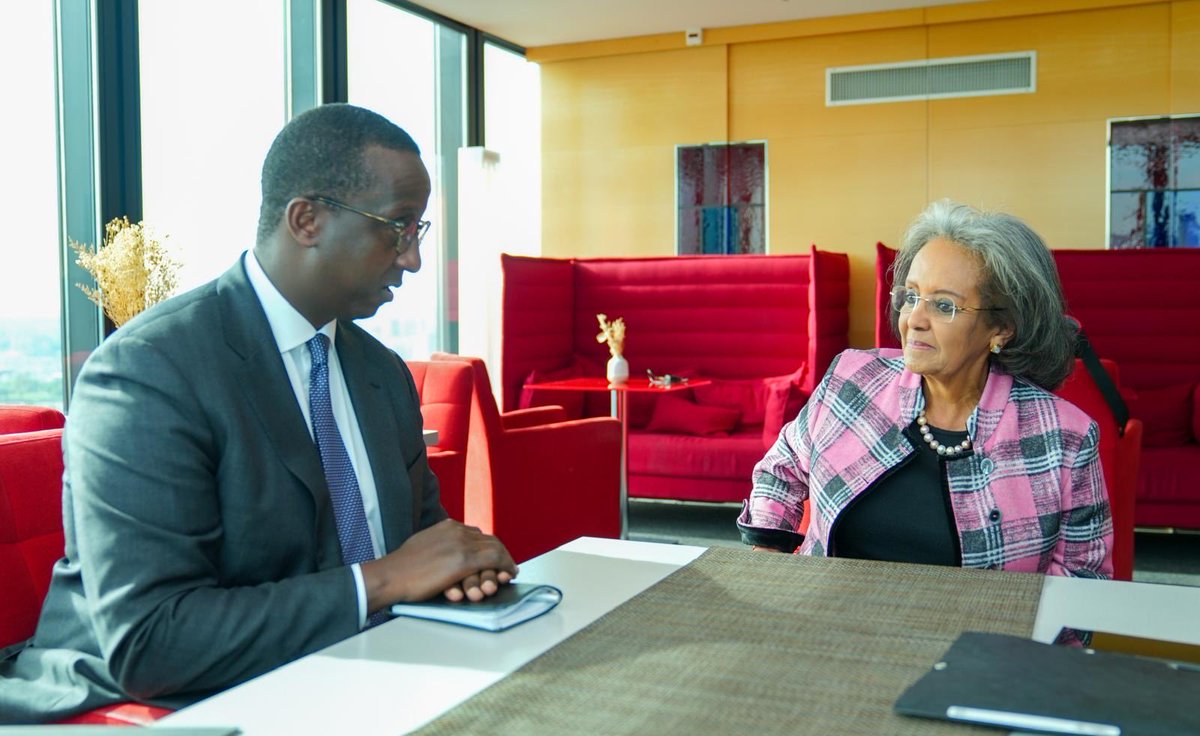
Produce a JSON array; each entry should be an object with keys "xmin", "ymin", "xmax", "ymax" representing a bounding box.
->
[
  {"xmin": 309, "ymin": 195, "xmax": 431, "ymax": 256},
  {"xmin": 890, "ymin": 287, "xmax": 1004, "ymax": 323}
]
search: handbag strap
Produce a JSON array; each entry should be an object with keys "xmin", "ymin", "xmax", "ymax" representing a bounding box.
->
[{"xmin": 1074, "ymin": 329, "xmax": 1129, "ymax": 437}]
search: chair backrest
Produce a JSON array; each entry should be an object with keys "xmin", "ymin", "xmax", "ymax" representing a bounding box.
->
[
  {"xmin": 875, "ymin": 242, "xmax": 901, "ymax": 349},
  {"xmin": 0, "ymin": 429, "xmax": 66, "ymax": 648},
  {"xmin": 431, "ymin": 353, "xmax": 503, "ymax": 526},
  {"xmin": 1054, "ymin": 358, "xmax": 1141, "ymax": 581},
  {"xmin": 0, "ymin": 405, "xmax": 66, "ymax": 435},
  {"xmin": 431, "ymin": 353, "xmax": 505, "ymax": 440},
  {"xmin": 407, "ymin": 360, "xmax": 473, "ymax": 522},
  {"xmin": 407, "ymin": 360, "xmax": 473, "ymax": 454}
]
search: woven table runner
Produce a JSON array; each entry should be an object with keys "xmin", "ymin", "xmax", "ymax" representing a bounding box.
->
[{"xmin": 416, "ymin": 547, "xmax": 1045, "ymax": 735}]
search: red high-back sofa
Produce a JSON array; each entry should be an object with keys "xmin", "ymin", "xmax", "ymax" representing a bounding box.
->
[
  {"xmin": 876, "ymin": 243, "xmax": 1200, "ymax": 529},
  {"xmin": 501, "ymin": 248, "xmax": 850, "ymax": 503}
]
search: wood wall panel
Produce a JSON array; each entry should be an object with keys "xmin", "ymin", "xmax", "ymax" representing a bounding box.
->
[{"xmin": 538, "ymin": 0, "xmax": 1197, "ymax": 347}]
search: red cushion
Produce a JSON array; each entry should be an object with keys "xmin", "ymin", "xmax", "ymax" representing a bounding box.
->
[
  {"xmin": 518, "ymin": 363, "xmax": 586, "ymax": 419},
  {"xmin": 629, "ymin": 429, "xmax": 765, "ymax": 480},
  {"xmin": 645, "ymin": 395, "xmax": 740, "ymax": 436},
  {"xmin": 693, "ymin": 378, "xmax": 770, "ymax": 426},
  {"xmin": 0, "ymin": 429, "xmax": 66, "ymax": 649},
  {"xmin": 627, "ymin": 369, "xmax": 698, "ymax": 429},
  {"xmin": 1132, "ymin": 382, "xmax": 1195, "ymax": 447},
  {"xmin": 762, "ymin": 364, "xmax": 809, "ymax": 447},
  {"xmin": 1137, "ymin": 446, "xmax": 1200, "ymax": 503}
]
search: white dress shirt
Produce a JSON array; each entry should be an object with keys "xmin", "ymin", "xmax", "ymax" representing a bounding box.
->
[{"xmin": 243, "ymin": 251, "xmax": 383, "ymax": 629}]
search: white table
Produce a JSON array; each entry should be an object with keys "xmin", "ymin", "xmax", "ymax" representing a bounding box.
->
[
  {"xmin": 156, "ymin": 538, "xmax": 701, "ymax": 734},
  {"xmin": 157, "ymin": 539, "xmax": 1200, "ymax": 735}
]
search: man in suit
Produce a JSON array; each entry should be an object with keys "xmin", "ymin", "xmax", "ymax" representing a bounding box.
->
[{"xmin": 0, "ymin": 104, "xmax": 516, "ymax": 722}]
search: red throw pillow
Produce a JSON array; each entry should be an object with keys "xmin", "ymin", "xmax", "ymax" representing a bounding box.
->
[
  {"xmin": 518, "ymin": 363, "xmax": 585, "ymax": 419},
  {"xmin": 645, "ymin": 395, "xmax": 741, "ymax": 436},
  {"xmin": 624, "ymin": 367, "xmax": 699, "ymax": 429},
  {"xmin": 694, "ymin": 378, "xmax": 770, "ymax": 426},
  {"xmin": 762, "ymin": 364, "xmax": 808, "ymax": 447},
  {"xmin": 1131, "ymin": 382, "xmax": 1195, "ymax": 447}
]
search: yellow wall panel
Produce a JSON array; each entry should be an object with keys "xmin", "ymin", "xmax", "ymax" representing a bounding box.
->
[
  {"xmin": 539, "ymin": 0, "xmax": 1196, "ymax": 348},
  {"xmin": 765, "ymin": 132, "xmax": 930, "ymax": 347},
  {"xmin": 929, "ymin": 120, "xmax": 1108, "ymax": 247},
  {"xmin": 729, "ymin": 29, "xmax": 929, "ymax": 139},
  {"xmin": 541, "ymin": 46, "xmax": 727, "ymax": 257},
  {"xmin": 928, "ymin": 5, "xmax": 1170, "ymax": 130},
  {"xmin": 729, "ymin": 30, "xmax": 930, "ymax": 345},
  {"xmin": 1172, "ymin": 1, "xmax": 1200, "ymax": 111}
]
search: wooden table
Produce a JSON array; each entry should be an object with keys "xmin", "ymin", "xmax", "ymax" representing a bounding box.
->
[{"xmin": 521, "ymin": 377, "xmax": 710, "ymax": 537}]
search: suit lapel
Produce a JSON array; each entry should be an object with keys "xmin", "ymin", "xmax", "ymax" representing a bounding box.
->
[
  {"xmin": 217, "ymin": 261, "xmax": 329, "ymax": 513},
  {"xmin": 336, "ymin": 325, "xmax": 416, "ymax": 551}
]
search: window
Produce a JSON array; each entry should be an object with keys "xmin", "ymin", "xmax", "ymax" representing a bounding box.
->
[
  {"xmin": 1109, "ymin": 116, "xmax": 1200, "ymax": 248},
  {"xmin": 677, "ymin": 143, "xmax": 767, "ymax": 255},
  {"xmin": 347, "ymin": 0, "xmax": 465, "ymax": 360},
  {"xmin": 139, "ymin": 1, "xmax": 287, "ymax": 291},
  {"xmin": 484, "ymin": 42, "xmax": 541, "ymax": 255},
  {"xmin": 0, "ymin": 4, "xmax": 63, "ymax": 408}
]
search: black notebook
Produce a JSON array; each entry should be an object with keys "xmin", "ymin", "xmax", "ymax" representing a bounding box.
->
[
  {"xmin": 389, "ymin": 583, "xmax": 562, "ymax": 632},
  {"xmin": 894, "ymin": 631, "xmax": 1200, "ymax": 735}
]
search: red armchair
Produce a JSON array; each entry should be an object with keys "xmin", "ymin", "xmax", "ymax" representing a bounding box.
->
[
  {"xmin": 0, "ymin": 424, "xmax": 171, "ymax": 725},
  {"xmin": 407, "ymin": 359, "xmax": 473, "ymax": 521},
  {"xmin": 431, "ymin": 353, "xmax": 622, "ymax": 563},
  {"xmin": 0, "ymin": 404, "xmax": 65, "ymax": 434},
  {"xmin": 1054, "ymin": 359, "xmax": 1143, "ymax": 581}
]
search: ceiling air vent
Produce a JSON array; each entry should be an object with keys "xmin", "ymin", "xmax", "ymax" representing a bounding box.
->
[{"xmin": 827, "ymin": 51, "xmax": 1036, "ymax": 106}]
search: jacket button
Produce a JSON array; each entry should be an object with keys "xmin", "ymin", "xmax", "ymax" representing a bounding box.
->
[
  {"xmin": 980, "ymin": 457, "xmax": 994, "ymax": 475},
  {"xmin": 989, "ymin": 508, "xmax": 1002, "ymax": 522}
]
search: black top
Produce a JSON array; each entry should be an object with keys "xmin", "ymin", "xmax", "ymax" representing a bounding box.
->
[{"xmin": 831, "ymin": 421, "xmax": 968, "ymax": 567}]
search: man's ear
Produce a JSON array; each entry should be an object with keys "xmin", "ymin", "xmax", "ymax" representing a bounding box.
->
[{"xmin": 284, "ymin": 197, "xmax": 322, "ymax": 247}]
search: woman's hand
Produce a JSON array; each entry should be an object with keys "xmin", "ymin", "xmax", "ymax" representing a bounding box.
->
[{"xmin": 751, "ymin": 545, "xmax": 785, "ymax": 553}]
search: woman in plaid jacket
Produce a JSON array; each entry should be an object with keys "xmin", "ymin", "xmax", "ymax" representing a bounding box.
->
[{"xmin": 738, "ymin": 201, "xmax": 1112, "ymax": 578}]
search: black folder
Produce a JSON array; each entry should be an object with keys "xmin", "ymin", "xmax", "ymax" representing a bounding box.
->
[{"xmin": 894, "ymin": 631, "xmax": 1199, "ymax": 735}]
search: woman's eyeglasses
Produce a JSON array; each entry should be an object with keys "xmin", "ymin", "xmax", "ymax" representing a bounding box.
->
[{"xmin": 890, "ymin": 287, "xmax": 1004, "ymax": 323}]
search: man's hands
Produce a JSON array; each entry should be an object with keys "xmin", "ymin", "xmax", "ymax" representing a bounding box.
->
[{"xmin": 361, "ymin": 519, "xmax": 518, "ymax": 614}]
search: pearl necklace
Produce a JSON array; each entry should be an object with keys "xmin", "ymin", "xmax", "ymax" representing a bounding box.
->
[{"xmin": 916, "ymin": 410, "xmax": 972, "ymax": 457}]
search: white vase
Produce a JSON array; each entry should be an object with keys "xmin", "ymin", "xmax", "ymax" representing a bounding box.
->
[{"xmin": 606, "ymin": 354, "xmax": 629, "ymax": 384}]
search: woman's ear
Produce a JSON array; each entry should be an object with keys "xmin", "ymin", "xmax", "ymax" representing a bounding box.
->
[
  {"xmin": 992, "ymin": 323, "xmax": 1015, "ymax": 350},
  {"xmin": 284, "ymin": 197, "xmax": 322, "ymax": 247}
]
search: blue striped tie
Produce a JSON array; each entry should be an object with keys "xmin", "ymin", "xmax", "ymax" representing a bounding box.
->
[{"xmin": 307, "ymin": 334, "xmax": 387, "ymax": 627}]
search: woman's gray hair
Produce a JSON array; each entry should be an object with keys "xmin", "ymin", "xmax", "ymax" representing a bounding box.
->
[{"xmin": 890, "ymin": 199, "xmax": 1077, "ymax": 390}]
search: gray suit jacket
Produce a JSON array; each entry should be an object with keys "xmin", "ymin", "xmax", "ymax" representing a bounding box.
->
[{"xmin": 0, "ymin": 258, "xmax": 446, "ymax": 723}]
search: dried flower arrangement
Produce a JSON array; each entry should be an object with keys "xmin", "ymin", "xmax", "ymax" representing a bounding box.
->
[
  {"xmin": 595, "ymin": 313, "xmax": 626, "ymax": 357},
  {"xmin": 71, "ymin": 217, "xmax": 180, "ymax": 327}
]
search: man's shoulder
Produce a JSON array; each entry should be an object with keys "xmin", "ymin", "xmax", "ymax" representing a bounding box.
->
[{"xmin": 86, "ymin": 264, "xmax": 249, "ymax": 366}]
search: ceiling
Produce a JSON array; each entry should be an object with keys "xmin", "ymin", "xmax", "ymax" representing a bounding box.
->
[{"xmin": 410, "ymin": 0, "xmax": 985, "ymax": 48}]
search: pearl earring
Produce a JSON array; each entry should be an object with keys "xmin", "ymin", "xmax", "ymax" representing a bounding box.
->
[{"xmin": 990, "ymin": 343, "xmax": 1002, "ymax": 354}]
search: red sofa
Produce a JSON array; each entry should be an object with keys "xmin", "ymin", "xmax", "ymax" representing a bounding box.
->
[
  {"xmin": 501, "ymin": 249, "xmax": 851, "ymax": 503},
  {"xmin": 876, "ymin": 243, "xmax": 1200, "ymax": 530}
]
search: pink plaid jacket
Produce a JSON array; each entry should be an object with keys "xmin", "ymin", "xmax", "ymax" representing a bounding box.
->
[{"xmin": 739, "ymin": 349, "xmax": 1113, "ymax": 578}]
